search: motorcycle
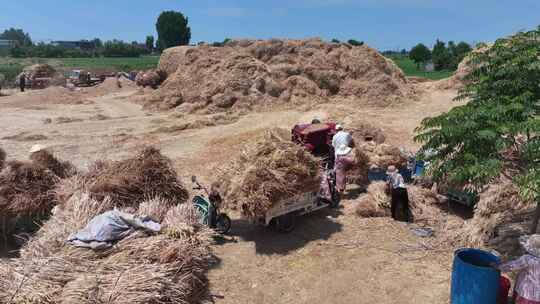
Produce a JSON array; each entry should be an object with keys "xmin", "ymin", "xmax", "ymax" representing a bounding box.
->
[{"xmin": 191, "ymin": 176, "xmax": 231, "ymax": 234}]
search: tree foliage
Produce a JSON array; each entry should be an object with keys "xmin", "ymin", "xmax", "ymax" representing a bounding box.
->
[
  {"xmin": 0, "ymin": 28, "xmax": 32, "ymax": 46},
  {"xmin": 156, "ymin": 11, "xmax": 191, "ymax": 51},
  {"xmin": 146, "ymin": 35, "xmax": 154, "ymax": 51},
  {"xmin": 432, "ymin": 39, "xmax": 452, "ymax": 71},
  {"xmin": 415, "ymin": 26, "xmax": 540, "ymax": 195},
  {"xmin": 409, "ymin": 43, "xmax": 431, "ymax": 67},
  {"xmin": 347, "ymin": 39, "xmax": 364, "ymax": 46}
]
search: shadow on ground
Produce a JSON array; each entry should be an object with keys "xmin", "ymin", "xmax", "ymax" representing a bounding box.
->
[{"xmin": 224, "ymin": 208, "xmax": 343, "ymax": 255}]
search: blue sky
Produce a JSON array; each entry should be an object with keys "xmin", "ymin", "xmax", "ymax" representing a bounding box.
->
[{"xmin": 1, "ymin": 0, "xmax": 538, "ymax": 50}]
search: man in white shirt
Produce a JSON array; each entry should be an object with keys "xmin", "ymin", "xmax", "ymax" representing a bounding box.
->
[{"xmin": 332, "ymin": 124, "xmax": 353, "ymax": 158}]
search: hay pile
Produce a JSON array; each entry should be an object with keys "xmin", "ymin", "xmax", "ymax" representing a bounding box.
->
[
  {"xmin": 355, "ymin": 182, "xmax": 441, "ymax": 223},
  {"xmin": 80, "ymin": 147, "xmax": 189, "ymax": 207},
  {"xmin": 23, "ymin": 64, "xmax": 57, "ymax": 79},
  {"xmin": 358, "ymin": 142, "xmax": 407, "ymax": 170},
  {"xmin": 217, "ymin": 128, "xmax": 322, "ymax": 219},
  {"xmin": 1, "ymin": 192, "xmax": 215, "ymax": 304},
  {"xmin": 0, "ymin": 160, "xmax": 59, "ymax": 217},
  {"xmin": 348, "ymin": 148, "xmax": 371, "ymax": 186},
  {"xmin": 456, "ymin": 179, "xmax": 535, "ymax": 254},
  {"xmin": 30, "ymin": 150, "xmax": 77, "ymax": 179},
  {"xmin": 135, "ymin": 69, "xmax": 167, "ymax": 89},
  {"xmin": 143, "ymin": 39, "xmax": 413, "ymax": 111}
]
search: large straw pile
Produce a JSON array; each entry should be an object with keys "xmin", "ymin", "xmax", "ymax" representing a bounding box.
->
[
  {"xmin": 1, "ymin": 192, "xmax": 215, "ymax": 304},
  {"xmin": 355, "ymin": 182, "xmax": 441, "ymax": 223},
  {"xmin": 83, "ymin": 147, "xmax": 189, "ymax": 206},
  {"xmin": 143, "ymin": 39, "xmax": 413, "ymax": 111},
  {"xmin": 358, "ymin": 142, "xmax": 407, "ymax": 170},
  {"xmin": 217, "ymin": 128, "xmax": 322, "ymax": 219}
]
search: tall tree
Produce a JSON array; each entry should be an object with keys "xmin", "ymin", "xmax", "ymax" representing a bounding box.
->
[
  {"xmin": 409, "ymin": 43, "xmax": 432, "ymax": 68},
  {"xmin": 92, "ymin": 38, "xmax": 103, "ymax": 49},
  {"xmin": 415, "ymin": 27, "xmax": 540, "ymax": 230},
  {"xmin": 146, "ymin": 35, "xmax": 154, "ymax": 51},
  {"xmin": 431, "ymin": 39, "xmax": 451, "ymax": 70},
  {"xmin": 0, "ymin": 28, "xmax": 32, "ymax": 46},
  {"xmin": 156, "ymin": 11, "xmax": 191, "ymax": 51}
]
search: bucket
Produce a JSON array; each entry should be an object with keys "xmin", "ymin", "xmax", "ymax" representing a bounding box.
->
[
  {"xmin": 451, "ymin": 248, "xmax": 501, "ymax": 304},
  {"xmin": 414, "ymin": 161, "xmax": 425, "ymax": 176}
]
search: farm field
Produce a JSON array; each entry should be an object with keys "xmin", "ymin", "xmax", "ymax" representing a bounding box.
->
[{"xmin": 388, "ymin": 55, "xmax": 454, "ymax": 80}]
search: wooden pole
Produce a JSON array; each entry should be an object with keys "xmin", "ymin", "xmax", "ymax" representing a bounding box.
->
[{"xmin": 530, "ymin": 199, "xmax": 540, "ymax": 234}]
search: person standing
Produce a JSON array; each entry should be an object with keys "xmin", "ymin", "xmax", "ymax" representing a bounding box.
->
[
  {"xmin": 496, "ymin": 234, "xmax": 540, "ymax": 304},
  {"xmin": 334, "ymin": 144, "xmax": 354, "ymax": 194},
  {"xmin": 386, "ymin": 165, "xmax": 411, "ymax": 222},
  {"xmin": 19, "ymin": 73, "xmax": 26, "ymax": 92}
]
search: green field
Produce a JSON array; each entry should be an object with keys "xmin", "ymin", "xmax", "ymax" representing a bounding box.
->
[
  {"xmin": 387, "ymin": 55, "xmax": 454, "ymax": 80},
  {"xmin": 0, "ymin": 56, "xmax": 160, "ymax": 83}
]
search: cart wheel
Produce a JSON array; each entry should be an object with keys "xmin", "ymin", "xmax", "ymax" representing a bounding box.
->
[
  {"xmin": 274, "ymin": 213, "xmax": 296, "ymax": 233},
  {"xmin": 215, "ymin": 213, "xmax": 231, "ymax": 235}
]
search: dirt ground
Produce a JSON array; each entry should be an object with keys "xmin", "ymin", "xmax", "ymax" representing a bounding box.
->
[{"xmin": 0, "ymin": 83, "xmax": 459, "ymax": 304}]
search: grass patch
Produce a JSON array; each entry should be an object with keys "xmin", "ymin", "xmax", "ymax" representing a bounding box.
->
[{"xmin": 387, "ymin": 55, "xmax": 453, "ymax": 80}]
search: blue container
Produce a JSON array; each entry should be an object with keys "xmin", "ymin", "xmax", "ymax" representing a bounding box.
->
[
  {"xmin": 451, "ymin": 248, "xmax": 501, "ymax": 304},
  {"xmin": 414, "ymin": 161, "xmax": 425, "ymax": 176}
]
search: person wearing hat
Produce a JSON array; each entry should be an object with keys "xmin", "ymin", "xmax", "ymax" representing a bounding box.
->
[
  {"xmin": 29, "ymin": 144, "xmax": 46, "ymax": 154},
  {"xmin": 332, "ymin": 124, "xmax": 354, "ymax": 160},
  {"xmin": 386, "ymin": 165, "xmax": 411, "ymax": 222},
  {"xmin": 495, "ymin": 234, "xmax": 540, "ymax": 304},
  {"xmin": 334, "ymin": 144, "xmax": 354, "ymax": 194}
]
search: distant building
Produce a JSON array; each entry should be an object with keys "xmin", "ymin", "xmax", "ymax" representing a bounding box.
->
[
  {"xmin": 0, "ymin": 39, "xmax": 17, "ymax": 49},
  {"xmin": 51, "ymin": 40, "xmax": 95, "ymax": 50}
]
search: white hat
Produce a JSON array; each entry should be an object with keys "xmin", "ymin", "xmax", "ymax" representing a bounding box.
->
[
  {"xmin": 336, "ymin": 144, "xmax": 352, "ymax": 156},
  {"xmin": 29, "ymin": 144, "xmax": 46, "ymax": 153},
  {"xmin": 520, "ymin": 234, "xmax": 540, "ymax": 257},
  {"xmin": 336, "ymin": 124, "xmax": 343, "ymax": 130},
  {"xmin": 386, "ymin": 165, "xmax": 398, "ymax": 175}
]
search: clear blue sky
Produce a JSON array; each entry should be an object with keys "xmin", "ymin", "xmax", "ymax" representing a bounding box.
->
[{"xmin": 1, "ymin": 0, "xmax": 538, "ymax": 50}]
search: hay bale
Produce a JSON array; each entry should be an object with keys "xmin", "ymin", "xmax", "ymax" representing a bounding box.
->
[
  {"xmin": 30, "ymin": 150, "xmax": 77, "ymax": 179},
  {"xmin": 407, "ymin": 185, "xmax": 441, "ymax": 224},
  {"xmin": 355, "ymin": 194, "xmax": 388, "ymax": 217},
  {"xmin": 137, "ymin": 197, "xmax": 175, "ymax": 222},
  {"xmin": 349, "ymin": 148, "xmax": 370, "ymax": 186},
  {"xmin": 88, "ymin": 147, "xmax": 188, "ymax": 207},
  {"xmin": 218, "ymin": 128, "xmax": 321, "ymax": 219}
]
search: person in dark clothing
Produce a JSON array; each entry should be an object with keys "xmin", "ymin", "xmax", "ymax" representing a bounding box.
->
[
  {"xmin": 19, "ymin": 74, "xmax": 26, "ymax": 92},
  {"xmin": 207, "ymin": 183, "xmax": 223, "ymax": 228},
  {"xmin": 386, "ymin": 165, "xmax": 411, "ymax": 222}
]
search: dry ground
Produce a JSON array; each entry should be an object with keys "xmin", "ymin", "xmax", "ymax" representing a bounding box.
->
[{"xmin": 0, "ymin": 84, "xmax": 459, "ymax": 304}]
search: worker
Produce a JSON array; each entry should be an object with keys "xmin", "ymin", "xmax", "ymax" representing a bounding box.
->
[
  {"xmin": 29, "ymin": 144, "xmax": 46, "ymax": 155},
  {"xmin": 386, "ymin": 165, "xmax": 411, "ymax": 222},
  {"xmin": 311, "ymin": 118, "xmax": 321, "ymax": 124},
  {"xmin": 207, "ymin": 182, "xmax": 223, "ymax": 228},
  {"xmin": 19, "ymin": 73, "xmax": 26, "ymax": 92},
  {"xmin": 495, "ymin": 234, "xmax": 540, "ymax": 304},
  {"xmin": 332, "ymin": 124, "xmax": 354, "ymax": 159},
  {"xmin": 334, "ymin": 144, "xmax": 354, "ymax": 194}
]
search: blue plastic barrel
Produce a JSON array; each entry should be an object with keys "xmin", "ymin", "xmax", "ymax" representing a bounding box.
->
[
  {"xmin": 451, "ymin": 248, "xmax": 501, "ymax": 304},
  {"xmin": 414, "ymin": 161, "xmax": 425, "ymax": 176}
]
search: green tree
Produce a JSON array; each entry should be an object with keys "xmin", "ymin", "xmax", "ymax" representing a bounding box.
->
[
  {"xmin": 454, "ymin": 41, "xmax": 472, "ymax": 66},
  {"xmin": 415, "ymin": 27, "xmax": 540, "ymax": 230},
  {"xmin": 331, "ymin": 38, "xmax": 341, "ymax": 43},
  {"xmin": 0, "ymin": 28, "xmax": 32, "ymax": 46},
  {"xmin": 432, "ymin": 39, "xmax": 452, "ymax": 70},
  {"xmin": 156, "ymin": 11, "xmax": 191, "ymax": 51},
  {"xmin": 347, "ymin": 39, "xmax": 364, "ymax": 46},
  {"xmin": 409, "ymin": 43, "xmax": 432, "ymax": 68},
  {"xmin": 92, "ymin": 38, "xmax": 103, "ymax": 49},
  {"xmin": 146, "ymin": 35, "xmax": 154, "ymax": 51}
]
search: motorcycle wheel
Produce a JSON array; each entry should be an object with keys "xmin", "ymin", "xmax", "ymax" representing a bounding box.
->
[{"xmin": 215, "ymin": 213, "xmax": 231, "ymax": 235}]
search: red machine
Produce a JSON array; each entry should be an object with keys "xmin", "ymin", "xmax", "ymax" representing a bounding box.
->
[{"xmin": 292, "ymin": 122, "xmax": 337, "ymax": 166}]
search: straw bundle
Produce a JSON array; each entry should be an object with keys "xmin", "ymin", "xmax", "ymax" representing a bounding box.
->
[
  {"xmin": 0, "ymin": 160, "xmax": 59, "ymax": 217},
  {"xmin": 348, "ymin": 148, "xmax": 370, "ymax": 186},
  {"xmin": 358, "ymin": 142, "xmax": 407, "ymax": 170},
  {"xmin": 137, "ymin": 197, "xmax": 175, "ymax": 222},
  {"xmin": 88, "ymin": 147, "xmax": 188, "ymax": 206},
  {"xmin": 30, "ymin": 150, "xmax": 77, "ymax": 179},
  {"xmin": 218, "ymin": 128, "xmax": 322, "ymax": 219},
  {"xmin": 355, "ymin": 182, "xmax": 391, "ymax": 218}
]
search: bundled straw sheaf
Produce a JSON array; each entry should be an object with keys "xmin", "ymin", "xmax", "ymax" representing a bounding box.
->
[
  {"xmin": 0, "ymin": 160, "xmax": 59, "ymax": 216},
  {"xmin": 30, "ymin": 150, "xmax": 77, "ymax": 179},
  {"xmin": 218, "ymin": 128, "xmax": 322, "ymax": 219},
  {"xmin": 84, "ymin": 147, "xmax": 188, "ymax": 206}
]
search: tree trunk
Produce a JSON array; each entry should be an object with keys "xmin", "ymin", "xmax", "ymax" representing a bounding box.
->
[{"xmin": 530, "ymin": 199, "xmax": 540, "ymax": 234}]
